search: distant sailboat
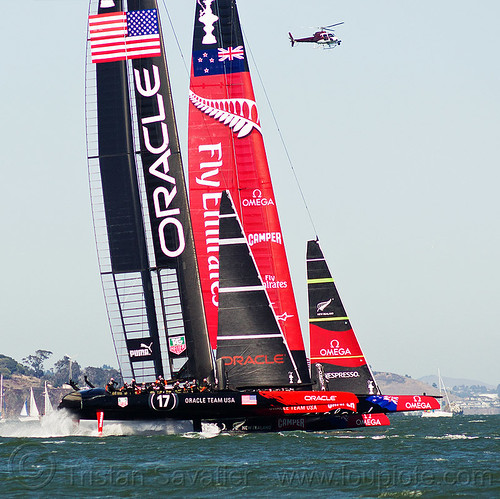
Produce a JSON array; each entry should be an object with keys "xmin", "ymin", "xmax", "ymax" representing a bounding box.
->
[
  {"xmin": 0, "ymin": 374, "xmax": 5, "ymax": 422},
  {"xmin": 19, "ymin": 399, "xmax": 28, "ymax": 418},
  {"xmin": 44, "ymin": 381, "xmax": 53, "ymax": 415},
  {"xmin": 422, "ymin": 369, "xmax": 453, "ymax": 417},
  {"xmin": 19, "ymin": 388, "xmax": 40, "ymax": 421}
]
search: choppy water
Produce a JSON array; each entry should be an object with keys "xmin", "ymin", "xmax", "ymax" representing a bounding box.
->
[{"xmin": 0, "ymin": 413, "xmax": 498, "ymax": 498}]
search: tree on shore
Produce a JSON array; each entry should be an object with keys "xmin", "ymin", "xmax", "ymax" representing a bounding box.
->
[
  {"xmin": 82, "ymin": 366, "xmax": 121, "ymax": 388},
  {"xmin": 0, "ymin": 354, "xmax": 27, "ymax": 378},
  {"xmin": 22, "ymin": 350, "xmax": 53, "ymax": 377},
  {"xmin": 50, "ymin": 356, "xmax": 82, "ymax": 387},
  {"xmin": 2, "ymin": 351, "xmax": 121, "ymax": 389}
]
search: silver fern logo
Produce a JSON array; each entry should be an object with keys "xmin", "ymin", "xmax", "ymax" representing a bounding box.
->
[
  {"xmin": 189, "ymin": 90, "xmax": 262, "ymax": 138},
  {"xmin": 316, "ymin": 298, "xmax": 333, "ymax": 313}
]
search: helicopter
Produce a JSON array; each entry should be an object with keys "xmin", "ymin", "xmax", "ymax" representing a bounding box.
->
[{"xmin": 289, "ymin": 22, "xmax": 344, "ymax": 48}]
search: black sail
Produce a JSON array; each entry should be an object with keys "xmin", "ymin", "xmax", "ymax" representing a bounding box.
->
[
  {"xmin": 216, "ymin": 192, "xmax": 300, "ymax": 388},
  {"xmin": 86, "ymin": 0, "xmax": 212, "ymax": 383},
  {"xmin": 307, "ymin": 240, "xmax": 380, "ymax": 395}
]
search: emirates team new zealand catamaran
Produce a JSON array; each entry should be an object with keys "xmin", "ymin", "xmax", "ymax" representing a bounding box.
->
[{"xmin": 59, "ymin": 0, "xmax": 439, "ymax": 432}]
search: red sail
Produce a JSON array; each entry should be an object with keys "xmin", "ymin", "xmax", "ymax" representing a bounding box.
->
[
  {"xmin": 188, "ymin": 0, "xmax": 308, "ymax": 377},
  {"xmin": 307, "ymin": 240, "xmax": 381, "ymax": 394}
]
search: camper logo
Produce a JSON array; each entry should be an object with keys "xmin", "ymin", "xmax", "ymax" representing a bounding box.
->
[{"xmin": 169, "ymin": 336, "xmax": 186, "ymax": 355}]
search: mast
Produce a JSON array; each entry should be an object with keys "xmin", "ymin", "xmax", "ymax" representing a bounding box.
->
[
  {"xmin": 307, "ymin": 240, "xmax": 381, "ymax": 395},
  {"xmin": 44, "ymin": 381, "xmax": 53, "ymax": 415},
  {"xmin": 87, "ymin": 0, "xmax": 212, "ymax": 383},
  {"xmin": 438, "ymin": 369, "xmax": 452, "ymax": 410},
  {"xmin": 188, "ymin": 0, "xmax": 310, "ymax": 383},
  {"xmin": 0, "ymin": 375, "xmax": 3, "ymax": 419}
]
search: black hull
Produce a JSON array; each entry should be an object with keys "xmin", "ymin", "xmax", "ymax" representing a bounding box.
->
[
  {"xmin": 220, "ymin": 413, "xmax": 389, "ymax": 432},
  {"xmin": 58, "ymin": 388, "xmax": 391, "ymax": 432}
]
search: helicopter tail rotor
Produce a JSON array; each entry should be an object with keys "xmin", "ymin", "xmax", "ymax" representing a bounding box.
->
[{"xmin": 289, "ymin": 32, "xmax": 295, "ymax": 47}]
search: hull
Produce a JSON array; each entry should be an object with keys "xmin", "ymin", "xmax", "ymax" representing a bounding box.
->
[
  {"xmin": 422, "ymin": 410, "xmax": 453, "ymax": 418},
  {"xmin": 61, "ymin": 388, "xmax": 440, "ymax": 432},
  {"xmin": 18, "ymin": 416, "xmax": 40, "ymax": 423},
  {"xmin": 229, "ymin": 413, "xmax": 390, "ymax": 432},
  {"xmin": 59, "ymin": 388, "xmax": 358, "ymax": 421}
]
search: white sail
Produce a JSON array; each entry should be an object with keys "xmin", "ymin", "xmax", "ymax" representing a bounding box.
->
[
  {"xmin": 422, "ymin": 369, "xmax": 453, "ymax": 417},
  {"xmin": 44, "ymin": 382, "xmax": 53, "ymax": 415},
  {"xmin": 20, "ymin": 399, "xmax": 28, "ymax": 418},
  {"xmin": 29, "ymin": 387, "xmax": 40, "ymax": 418}
]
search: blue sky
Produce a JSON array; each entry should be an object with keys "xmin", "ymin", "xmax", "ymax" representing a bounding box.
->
[{"xmin": 1, "ymin": 1, "xmax": 498, "ymax": 384}]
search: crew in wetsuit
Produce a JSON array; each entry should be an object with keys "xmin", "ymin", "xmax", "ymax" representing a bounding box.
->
[{"xmin": 106, "ymin": 378, "xmax": 117, "ymax": 393}]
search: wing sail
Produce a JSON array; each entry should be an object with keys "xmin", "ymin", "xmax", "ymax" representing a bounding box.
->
[
  {"xmin": 86, "ymin": 0, "xmax": 212, "ymax": 383},
  {"xmin": 216, "ymin": 192, "xmax": 301, "ymax": 388},
  {"xmin": 188, "ymin": 0, "xmax": 310, "ymax": 382},
  {"xmin": 307, "ymin": 240, "xmax": 381, "ymax": 394}
]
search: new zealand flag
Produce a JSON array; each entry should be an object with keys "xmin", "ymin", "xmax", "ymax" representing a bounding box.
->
[{"xmin": 193, "ymin": 46, "xmax": 246, "ymax": 77}]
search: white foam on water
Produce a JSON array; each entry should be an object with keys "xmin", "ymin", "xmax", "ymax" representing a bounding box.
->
[
  {"xmin": 0, "ymin": 411, "xmax": 92, "ymax": 438},
  {"xmin": 182, "ymin": 422, "xmax": 221, "ymax": 439},
  {"xmin": 329, "ymin": 434, "xmax": 369, "ymax": 439},
  {"xmin": 0, "ymin": 411, "xmax": 196, "ymax": 438},
  {"xmin": 379, "ymin": 491, "xmax": 424, "ymax": 497},
  {"xmin": 425, "ymin": 434, "xmax": 479, "ymax": 440}
]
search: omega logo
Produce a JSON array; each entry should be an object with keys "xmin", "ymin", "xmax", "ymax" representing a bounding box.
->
[{"xmin": 319, "ymin": 339, "xmax": 351, "ymax": 357}]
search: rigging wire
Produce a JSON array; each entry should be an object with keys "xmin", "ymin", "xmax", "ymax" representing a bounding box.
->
[
  {"xmin": 242, "ymin": 31, "xmax": 319, "ymax": 240},
  {"xmin": 160, "ymin": 0, "xmax": 190, "ymax": 77},
  {"xmin": 160, "ymin": 0, "xmax": 239, "ymax": 195},
  {"xmin": 159, "ymin": 0, "xmax": 318, "ymax": 239}
]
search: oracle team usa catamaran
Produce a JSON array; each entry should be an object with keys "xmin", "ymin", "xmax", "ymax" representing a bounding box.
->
[{"xmin": 59, "ymin": 0, "xmax": 439, "ymax": 432}]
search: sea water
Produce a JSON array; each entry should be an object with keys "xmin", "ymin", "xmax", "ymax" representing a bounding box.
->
[{"xmin": 0, "ymin": 413, "xmax": 498, "ymax": 498}]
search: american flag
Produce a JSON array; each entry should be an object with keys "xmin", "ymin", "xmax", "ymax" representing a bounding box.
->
[
  {"xmin": 89, "ymin": 9, "xmax": 161, "ymax": 63},
  {"xmin": 241, "ymin": 394, "xmax": 257, "ymax": 406},
  {"xmin": 218, "ymin": 46, "xmax": 245, "ymax": 62}
]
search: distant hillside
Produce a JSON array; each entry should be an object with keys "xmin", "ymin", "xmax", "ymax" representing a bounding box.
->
[
  {"xmin": 419, "ymin": 375, "xmax": 495, "ymax": 390},
  {"xmin": 0, "ymin": 354, "xmax": 28, "ymax": 377},
  {"xmin": 374, "ymin": 372, "xmax": 438, "ymax": 396},
  {"xmin": 1, "ymin": 374, "xmax": 71, "ymax": 419}
]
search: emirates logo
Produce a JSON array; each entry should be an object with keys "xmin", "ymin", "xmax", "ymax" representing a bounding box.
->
[{"xmin": 189, "ymin": 90, "xmax": 261, "ymax": 138}]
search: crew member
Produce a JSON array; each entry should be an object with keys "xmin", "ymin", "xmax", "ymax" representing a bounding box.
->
[{"xmin": 106, "ymin": 378, "xmax": 117, "ymax": 393}]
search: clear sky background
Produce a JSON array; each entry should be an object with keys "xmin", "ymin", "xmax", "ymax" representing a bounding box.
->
[{"xmin": 1, "ymin": 1, "xmax": 498, "ymax": 385}]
